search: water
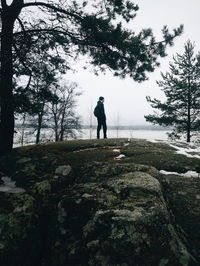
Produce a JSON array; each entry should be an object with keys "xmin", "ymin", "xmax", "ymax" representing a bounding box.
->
[
  {"xmin": 13, "ymin": 128, "xmax": 170, "ymax": 147},
  {"xmin": 78, "ymin": 128, "xmax": 169, "ymax": 141}
]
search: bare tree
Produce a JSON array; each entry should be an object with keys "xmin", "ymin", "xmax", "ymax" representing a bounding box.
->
[
  {"xmin": 49, "ymin": 81, "xmax": 82, "ymax": 141},
  {"xmin": 0, "ymin": 0, "xmax": 183, "ymax": 154},
  {"xmin": 89, "ymin": 101, "xmax": 94, "ymax": 139}
]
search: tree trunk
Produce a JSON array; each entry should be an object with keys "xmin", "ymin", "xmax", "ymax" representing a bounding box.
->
[
  {"xmin": 52, "ymin": 109, "xmax": 59, "ymax": 141},
  {"xmin": 54, "ymin": 120, "xmax": 59, "ymax": 142},
  {"xmin": 187, "ymin": 83, "xmax": 191, "ymax": 143},
  {"xmin": 186, "ymin": 119, "xmax": 191, "ymax": 142},
  {"xmin": 0, "ymin": 1, "xmax": 23, "ymax": 155},
  {"xmin": 0, "ymin": 18, "xmax": 15, "ymax": 155},
  {"xmin": 36, "ymin": 113, "xmax": 43, "ymax": 144},
  {"xmin": 60, "ymin": 108, "xmax": 66, "ymax": 141},
  {"xmin": 21, "ymin": 113, "xmax": 26, "ymax": 146}
]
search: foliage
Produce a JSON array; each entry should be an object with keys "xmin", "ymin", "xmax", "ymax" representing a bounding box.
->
[
  {"xmin": 13, "ymin": 36, "xmax": 66, "ymax": 115},
  {"xmin": 145, "ymin": 41, "xmax": 200, "ymax": 142},
  {"xmin": 10, "ymin": 0, "xmax": 184, "ymax": 82},
  {"xmin": 0, "ymin": 0, "xmax": 183, "ymax": 154},
  {"xmin": 13, "ymin": 38, "xmax": 66, "ymax": 144}
]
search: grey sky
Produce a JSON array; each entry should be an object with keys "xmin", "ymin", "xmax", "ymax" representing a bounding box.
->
[{"xmin": 66, "ymin": 0, "xmax": 200, "ymax": 126}]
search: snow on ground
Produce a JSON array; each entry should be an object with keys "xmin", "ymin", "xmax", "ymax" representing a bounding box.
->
[
  {"xmin": 13, "ymin": 128, "xmax": 200, "ymax": 161},
  {"xmin": 114, "ymin": 154, "xmax": 126, "ymax": 160},
  {"xmin": 160, "ymin": 170, "xmax": 200, "ymax": 178},
  {"xmin": 158, "ymin": 140, "xmax": 200, "ymax": 177},
  {"xmin": 150, "ymin": 135, "xmax": 200, "ymax": 160},
  {"xmin": 168, "ymin": 143, "xmax": 200, "ymax": 159},
  {"xmin": 113, "ymin": 149, "xmax": 121, "ymax": 153},
  {"xmin": 0, "ymin": 176, "xmax": 25, "ymax": 193}
]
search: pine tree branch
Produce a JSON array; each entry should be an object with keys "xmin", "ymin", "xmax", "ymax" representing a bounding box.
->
[
  {"xmin": 13, "ymin": 28, "xmax": 75, "ymax": 39},
  {"xmin": 22, "ymin": 1, "xmax": 83, "ymax": 21},
  {"xmin": 12, "ymin": 27, "xmax": 117, "ymax": 55},
  {"xmin": 13, "ymin": 41, "xmax": 32, "ymax": 90},
  {"xmin": 1, "ymin": 0, "xmax": 7, "ymax": 9}
]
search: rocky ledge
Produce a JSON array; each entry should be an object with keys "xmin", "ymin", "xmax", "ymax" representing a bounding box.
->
[{"xmin": 0, "ymin": 138, "xmax": 200, "ymax": 266}]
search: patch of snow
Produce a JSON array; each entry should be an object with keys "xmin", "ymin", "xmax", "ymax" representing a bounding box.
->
[
  {"xmin": 149, "ymin": 139, "xmax": 200, "ymax": 159},
  {"xmin": 169, "ymin": 143, "xmax": 200, "ymax": 159},
  {"xmin": 123, "ymin": 143, "xmax": 129, "ymax": 146},
  {"xmin": 150, "ymin": 139, "xmax": 165, "ymax": 143},
  {"xmin": 160, "ymin": 170, "xmax": 199, "ymax": 178},
  {"xmin": 73, "ymin": 147, "xmax": 98, "ymax": 153},
  {"xmin": 1, "ymin": 176, "xmax": 16, "ymax": 188},
  {"xmin": 0, "ymin": 176, "xmax": 25, "ymax": 193},
  {"xmin": 114, "ymin": 154, "xmax": 126, "ymax": 160},
  {"xmin": 113, "ymin": 149, "xmax": 120, "ymax": 153},
  {"xmin": 160, "ymin": 170, "xmax": 179, "ymax": 175}
]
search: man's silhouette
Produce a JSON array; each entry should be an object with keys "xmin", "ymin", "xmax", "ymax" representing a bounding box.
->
[{"xmin": 95, "ymin": 96, "xmax": 107, "ymax": 139}]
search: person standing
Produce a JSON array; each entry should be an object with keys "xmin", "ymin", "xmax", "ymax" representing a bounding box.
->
[{"xmin": 94, "ymin": 96, "xmax": 107, "ymax": 139}]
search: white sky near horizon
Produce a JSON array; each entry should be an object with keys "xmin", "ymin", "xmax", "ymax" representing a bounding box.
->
[
  {"xmin": 65, "ymin": 0, "xmax": 200, "ymax": 126},
  {"xmin": 5, "ymin": 0, "xmax": 200, "ymax": 126}
]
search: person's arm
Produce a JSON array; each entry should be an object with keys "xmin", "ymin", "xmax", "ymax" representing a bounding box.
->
[{"xmin": 100, "ymin": 103, "xmax": 106, "ymax": 119}]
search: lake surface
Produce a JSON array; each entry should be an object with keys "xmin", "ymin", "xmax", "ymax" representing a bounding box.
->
[
  {"xmin": 78, "ymin": 129, "xmax": 169, "ymax": 141},
  {"xmin": 14, "ymin": 128, "xmax": 170, "ymax": 147}
]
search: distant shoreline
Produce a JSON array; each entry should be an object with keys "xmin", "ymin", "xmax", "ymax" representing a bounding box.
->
[
  {"xmin": 15, "ymin": 124, "xmax": 172, "ymax": 131},
  {"xmin": 82, "ymin": 125, "xmax": 172, "ymax": 131}
]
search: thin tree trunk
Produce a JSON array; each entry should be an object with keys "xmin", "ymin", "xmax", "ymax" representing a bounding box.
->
[
  {"xmin": 187, "ymin": 83, "xmax": 191, "ymax": 142},
  {"xmin": 53, "ymin": 112, "xmax": 59, "ymax": 141},
  {"xmin": 89, "ymin": 102, "xmax": 93, "ymax": 139},
  {"xmin": 60, "ymin": 107, "xmax": 66, "ymax": 141},
  {"xmin": 0, "ymin": 1, "xmax": 23, "ymax": 155},
  {"xmin": 36, "ymin": 113, "xmax": 43, "ymax": 144},
  {"xmin": 187, "ymin": 114, "xmax": 191, "ymax": 142},
  {"xmin": 21, "ymin": 113, "xmax": 26, "ymax": 146}
]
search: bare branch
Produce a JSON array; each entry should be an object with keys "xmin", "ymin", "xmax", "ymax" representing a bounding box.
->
[
  {"xmin": 22, "ymin": 1, "xmax": 83, "ymax": 21},
  {"xmin": 13, "ymin": 28, "xmax": 73, "ymax": 38},
  {"xmin": 16, "ymin": 17, "xmax": 26, "ymax": 33}
]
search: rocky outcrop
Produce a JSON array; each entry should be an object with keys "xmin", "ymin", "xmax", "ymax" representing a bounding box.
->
[
  {"xmin": 55, "ymin": 170, "xmax": 194, "ymax": 266},
  {"xmin": 159, "ymin": 174, "xmax": 200, "ymax": 264},
  {"xmin": 0, "ymin": 139, "xmax": 199, "ymax": 265}
]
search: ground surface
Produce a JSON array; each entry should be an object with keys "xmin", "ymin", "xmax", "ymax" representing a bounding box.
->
[{"xmin": 0, "ymin": 138, "xmax": 200, "ymax": 266}]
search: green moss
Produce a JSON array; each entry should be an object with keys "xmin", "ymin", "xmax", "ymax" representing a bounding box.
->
[
  {"xmin": 33, "ymin": 180, "xmax": 51, "ymax": 195},
  {"xmin": 121, "ymin": 142, "xmax": 199, "ymax": 173},
  {"xmin": 0, "ymin": 138, "xmax": 199, "ymax": 265}
]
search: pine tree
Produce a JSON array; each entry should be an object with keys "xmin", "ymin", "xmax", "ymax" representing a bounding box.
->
[
  {"xmin": 0, "ymin": 0, "xmax": 183, "ymax": 154},
  {"xmin": 145, "ymin": 41, "xmax": 200, "ymax": 142}
]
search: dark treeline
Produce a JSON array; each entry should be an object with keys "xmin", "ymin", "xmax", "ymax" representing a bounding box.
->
[{"xmin": 84, "ymin": 125, "xmax": 172, "ymax": 130}]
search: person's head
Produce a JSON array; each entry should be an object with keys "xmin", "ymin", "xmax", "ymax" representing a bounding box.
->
[{"xmin": 99, "ymin": 96, "xmax": 104, "ymax": 102}]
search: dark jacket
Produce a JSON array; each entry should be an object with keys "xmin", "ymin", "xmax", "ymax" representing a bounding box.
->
[{"xmin": 97, "ymin": 101, "xmax": 106, "ymax": 120}]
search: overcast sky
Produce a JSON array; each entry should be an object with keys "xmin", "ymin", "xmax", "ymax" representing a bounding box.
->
[{"xmin": 66, "ymin": 0, "xmax": 200, "ymax": 126}]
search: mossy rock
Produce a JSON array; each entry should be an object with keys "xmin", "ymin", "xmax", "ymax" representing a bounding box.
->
[
  {"xmin": 51, "ymin": 172, "xmax": 193, "ymax": 266},
  {"xmin": 0, "ymin": 138, "xmax": 199, "ymax": 265}
]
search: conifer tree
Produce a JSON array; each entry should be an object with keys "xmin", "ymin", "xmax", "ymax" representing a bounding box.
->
[
  {"xmin": 145, "ymin": 41, "xmax": 200, "ymax": 142},
  {"xmin": 0, "ymin": 0, "xmax": 183, "ymax": 154}
]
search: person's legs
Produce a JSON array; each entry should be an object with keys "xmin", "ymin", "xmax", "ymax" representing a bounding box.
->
[
  {"xmin": 102, "ymin": 119, "xmax": 107, "ymax": 138},
  {"xmin": 97, "ymin": 118, "xmax": 102, "ymax": 139}
]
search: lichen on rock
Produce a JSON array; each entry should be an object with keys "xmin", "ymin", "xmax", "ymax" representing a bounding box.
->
[
  {"xmin": 0, "ymin": 138, "xmax": 199, "ymax": 265},
  {"xmin": 55, "ymin": 165, "xmax": 72, "ymax": 176}
]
